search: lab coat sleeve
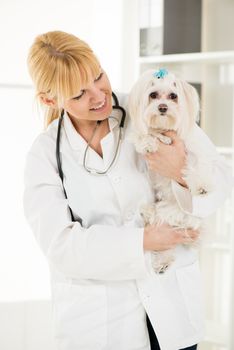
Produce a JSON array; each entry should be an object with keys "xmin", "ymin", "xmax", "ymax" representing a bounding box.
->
[
  {"xmin": 23, "ymin": 136, "xmax": 148, "ymax": 281},
  {"xmin": 171, "ymin": 124, "xmax": 234, "ymax": 218}
]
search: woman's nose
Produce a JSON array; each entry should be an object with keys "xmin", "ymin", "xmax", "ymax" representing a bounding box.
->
[{"xmin": 89, "ymin": 85, "xmax": 105, "ymax": 102}]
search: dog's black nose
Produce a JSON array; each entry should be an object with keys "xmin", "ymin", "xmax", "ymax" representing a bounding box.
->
[{"xmin": 158, "ymin": 104, "xmax": 168, "ymax": 114}]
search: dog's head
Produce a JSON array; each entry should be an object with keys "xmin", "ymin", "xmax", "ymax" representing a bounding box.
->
[{"xmin": 128, "ymin": 69, "xmax": 200, "ymax": 138}]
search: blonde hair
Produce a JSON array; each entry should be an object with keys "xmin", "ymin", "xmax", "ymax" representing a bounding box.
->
[{"xmin": 27, "ymin": 30, "xmax": 101, "ymax": 128}]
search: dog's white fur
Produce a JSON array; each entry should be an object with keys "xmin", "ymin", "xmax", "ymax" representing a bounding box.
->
[{"xmin": 128, "ymin": 69, "xmax": 214, "ymax": 273}]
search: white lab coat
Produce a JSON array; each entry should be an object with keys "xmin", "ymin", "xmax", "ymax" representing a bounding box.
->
[{"xmin": 23, "ymin": 93, "xmax": 234, "ymax": 350}]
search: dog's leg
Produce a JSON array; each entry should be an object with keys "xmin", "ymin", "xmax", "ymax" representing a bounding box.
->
[
  {"xmin": 140, "ymin": 202, "xmax": 156, "ymax": 225},
  {"xmin": 151, "ymin": 250, "xmax": 175, "ymax": 274},
  {"xmin": 128, "ymin": 132, "xmax": 159, "ymax": 154},
  {"xmin": 182, "ymin": 152, "xmax": 214, "ymax": 196}
]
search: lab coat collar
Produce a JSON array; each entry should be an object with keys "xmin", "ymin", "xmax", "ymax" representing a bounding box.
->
[{"xmin": 63, "ymin": 109, "xmax": 120, "ymax": 151}]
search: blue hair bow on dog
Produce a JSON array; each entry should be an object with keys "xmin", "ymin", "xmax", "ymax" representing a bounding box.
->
[{"xmin": 153, "ymin": 68, "xmax": 168, "ymax": 79}]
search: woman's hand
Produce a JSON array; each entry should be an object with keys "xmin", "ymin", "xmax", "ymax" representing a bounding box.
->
[
  {"xmin": 143, "ymin": 223, "xmax": 199, "ymax": 251},
  {"xmin": 144, "ymin": 131, "xmax": 187, "ymax": 187}
]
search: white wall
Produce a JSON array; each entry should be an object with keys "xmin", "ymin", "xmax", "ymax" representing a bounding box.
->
[{"xmin": 0, "ymin": 0, "xmax": 137, "ymax": 91}]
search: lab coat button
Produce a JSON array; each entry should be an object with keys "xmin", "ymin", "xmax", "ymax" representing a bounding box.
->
[
  {"xmin": 142, "ymin": 293, "xmax": 150, "ymax": 302},
  {"xmin": 126, "ymin": 211, "xmax": 134, "ymax": 220},
  {"xmin": 113, "ymin": 176, "xmax": 121, "ymax": 184}
]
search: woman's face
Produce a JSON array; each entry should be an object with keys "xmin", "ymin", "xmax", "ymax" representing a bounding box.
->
[{"xmin": 63, "ymin": 69, "xmax": 113, "ymax": 125}]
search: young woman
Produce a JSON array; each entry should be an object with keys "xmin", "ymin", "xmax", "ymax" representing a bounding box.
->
[{"xmin": 23, "ymin": 30, "xmax": 233, "ymax": 350}]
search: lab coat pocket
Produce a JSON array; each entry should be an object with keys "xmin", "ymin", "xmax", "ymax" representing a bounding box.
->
[
  {"xmin": 52, "ymin": 282, "xmax": 107, "ymax": 349},
  {"xmin": 176, "ymin": 261, "xmax": 205, "ymax": 331}
]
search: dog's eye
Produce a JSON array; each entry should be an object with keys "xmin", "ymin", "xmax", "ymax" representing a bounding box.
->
[
  {"xmin": 169, "ymin": 93, "xmax": 177, "ymax": 100},
  {"xmin": 149, "ymin": 92, "xmax": 158, "ymax": 99}
]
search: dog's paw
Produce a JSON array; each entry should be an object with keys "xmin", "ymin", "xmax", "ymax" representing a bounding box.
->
[
  {"xmin": 189, "ymin": 182, "xmax": 213, "ymax": 196},
  {"xmin": 135, "ymin": 135, "xmax": 158, "ymax": 154},
  {"xmin": 151, "ymin": 252, "xmax": 175, "ymax": 274},
  {"xmin": 157, "ymin": 134, "xmax": 172, "ymax": 145},
  {"xmin": 152, "ymin": 258, "xmax": 175, "ymax": 274},
  {"xmin": 154, "ymin": 263, "xmax": 170, "ymax": 274},
  {"xmin": 182, "ymin": 157, "xmax": 214, "ymax": 196},
  {"xmin": 197, "ymin": 188, "xmax": 208, "ymax": 195},
  {"xmin": 155, "ymin": 190, "xmax": 164, "ymax": 202}
]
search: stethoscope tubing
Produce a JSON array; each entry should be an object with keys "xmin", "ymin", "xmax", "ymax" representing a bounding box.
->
[
  {"xmin": 56, "ymin": 92, "xmax": 126, "ymax": 223},
  {"xmin": 82, "ymin": 115, "xmax": 123, "ymax": 175}
]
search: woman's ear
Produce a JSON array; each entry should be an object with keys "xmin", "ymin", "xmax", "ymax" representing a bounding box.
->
[{"xmin": 39, "ymin": 93, "xmax": 57, "ymax": 108}]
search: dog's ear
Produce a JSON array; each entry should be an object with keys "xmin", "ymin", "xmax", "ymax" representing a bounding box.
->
[
  {"xmin": 127, "ymin": 82, "xmax": 140, "ymax": 126},
  {"xmin": 175, "ymin": 78, "xmax": 200, "ymax": 138},
  {"xmin": 127, "ymin": 72, "xmax": 154, "ymax": 134}
]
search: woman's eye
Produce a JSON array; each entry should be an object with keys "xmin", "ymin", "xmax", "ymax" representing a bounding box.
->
[
  {"xmin": 73, "ymin": 90, "xmax": 85, "ymax": 100},
  {"xmin": 149, "ymin": 92, "xmax": 158, "ymax": 99},
  {"xmin": 94, "ymin": 72, "xmax": 103, "ymax": 81},
  {"xmin": 169, "ymin": 92, "xmax": 177, "ymax": 100},
  {"xmin": 72, "ymin": 72, "xmax": 103, "ymax": 100}
]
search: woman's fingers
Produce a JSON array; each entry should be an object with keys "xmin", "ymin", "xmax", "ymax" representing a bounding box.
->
[{"xmin": 144, "ymin": 224, "xmax": 200, "ymax": 251}]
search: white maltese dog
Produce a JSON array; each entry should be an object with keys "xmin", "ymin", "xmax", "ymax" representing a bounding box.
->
[{"xmin": 128, "ymin": 68, "xmax": 214, "ymax": 273}]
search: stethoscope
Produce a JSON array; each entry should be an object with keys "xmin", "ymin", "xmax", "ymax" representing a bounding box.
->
[{"xmin": 56, "ymin": 92, "xmax": 126, "ymax": 223}]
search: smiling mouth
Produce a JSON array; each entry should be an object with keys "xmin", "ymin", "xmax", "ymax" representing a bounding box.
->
[{"xmin": 90, "ymin": 97, "xmax": 106, "ymax": 111}]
